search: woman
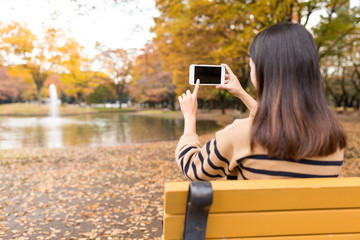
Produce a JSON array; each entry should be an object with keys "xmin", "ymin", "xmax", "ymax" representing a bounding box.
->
[{"xmin": 176, "ymin": 23, "xmax": 346, "ymax": 181}]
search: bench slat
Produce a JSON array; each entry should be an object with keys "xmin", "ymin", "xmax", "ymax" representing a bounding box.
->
[
  {"xmin": 165, "ymin": 178, "xmax": 360, "ymax": 214},
  {"xmin": 206, "ymin": 233, "xmax": 360, "ymax": 240},
  {"xmin": 164, "ymin": 208, "xmax": 360, "ymax": 239}
]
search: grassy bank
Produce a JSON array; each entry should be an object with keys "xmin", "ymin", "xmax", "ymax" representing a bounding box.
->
[
  {"xmin": 0, "ymin": 103, "xmax": 135, "ymax": 116},
  {"xmin": 131, "ymin": 108, "xmax": 248, "ymax": 126},
  {"xmin": 1, "ymin": 103, "xmax": 358, "ymax": 124},
  {"xmin": 0, "ymin": 103, "xmax": 243, "ymax": 127}
]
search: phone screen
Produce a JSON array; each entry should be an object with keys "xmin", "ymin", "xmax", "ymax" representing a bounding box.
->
[{"xmin": 194, "ymin": 66, "xmax": 222, "ymax": 84}]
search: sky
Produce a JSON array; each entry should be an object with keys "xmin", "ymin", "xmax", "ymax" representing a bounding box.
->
[
  {"xmin": 303, "ymin": 0, "xmax": 359, "ymax": 30},
  {"xmin": 0, "ymin": 0, "xmax": 358, "ymax": 58},
  {"xmin": 0, "ymin": 0, "xmax": 159, "ymax": 57}
]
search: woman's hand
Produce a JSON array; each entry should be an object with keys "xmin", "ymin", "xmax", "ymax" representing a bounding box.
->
[
  {"xmin": 178, "ymin": 79, "xmax": 200, "ymax": 134},
  {"xmin": 178, "ymin": 79, "xmax": 200, "ymax": 119},
  {"xmin": 216, "ymin": 64, "xmax": 245, "ymax": 98},
  {"xmin": 217, "ymin": 63, "xmax": 257, "ymax": 111}
]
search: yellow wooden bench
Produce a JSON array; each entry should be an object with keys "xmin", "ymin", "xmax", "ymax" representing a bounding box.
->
[{"xmin": 163, "ymin": 177, "xmax": 360, "ymax": 240}]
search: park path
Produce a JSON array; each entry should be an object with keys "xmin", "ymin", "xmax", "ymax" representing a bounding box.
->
[{"xmin": 0, "ymin": 115, "xmax": 359, "ymax": 239}]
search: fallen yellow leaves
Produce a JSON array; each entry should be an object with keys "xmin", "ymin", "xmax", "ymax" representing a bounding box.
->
[{"xmin": 0, "ymin": 139, "xmax": 185, "ymax": 239}]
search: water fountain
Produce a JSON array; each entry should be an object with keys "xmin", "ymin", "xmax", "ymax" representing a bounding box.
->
[
  {"xmin": 49, "ymin": 83, "xmax": 59, "ymax": 118},
  {"xmin": 47, "ymin": 83, "xmax": 62, "ymax": 148}
]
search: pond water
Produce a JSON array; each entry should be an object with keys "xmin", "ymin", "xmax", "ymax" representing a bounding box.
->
[{"xmin": 0, "ymin": 113, "xmax": 220, "ymax": 149}]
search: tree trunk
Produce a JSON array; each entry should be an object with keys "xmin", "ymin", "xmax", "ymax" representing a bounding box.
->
[
  {"xmin": 168, "ymin": 93, "xmax": 175, "ymax": 111},
  {"xmin": 30, "ymin": 67, "xmax": 47, "ymax": 105},
  {"xmin": 76, "ymin": 92, "xmax": 84, "ymax": 106},
  {"xmin": 118, "ymin": 95, "xmax": 122, "ymax": 109},
  {"xmin": 116, "ymin": 82, "xmax": 125, "ymax": 109},
  {"xmin": 219, "ymin": 90, "xmax": 226, "ymax": 115},
  {"xmin": 206, "ymin": 100, "xmax": 213, "ymax": 112},
  {"xmin": 37, "ymin": 87, "xmax": 42, "ymax": 105}
]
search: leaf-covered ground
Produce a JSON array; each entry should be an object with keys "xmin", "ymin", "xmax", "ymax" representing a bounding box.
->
[
  {"xmin": 0, "ymin": 115, "xmax": 359, "ymax": 239},
  {"xmin": 0, "ymin": 141, "xmax": 187, "ymax": 240},
  {"xmin": 337, "ymin": 116, "xmax": 360, "ymax": 177}
]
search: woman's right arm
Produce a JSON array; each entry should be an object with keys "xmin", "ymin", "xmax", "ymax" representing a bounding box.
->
[
  {"xmin": 216, "ymin": 64, "xmax": 257, "ymax": 111},
  {"xmin": 175, "ymin": 124, "xmax": 236, "ymax": 181}
]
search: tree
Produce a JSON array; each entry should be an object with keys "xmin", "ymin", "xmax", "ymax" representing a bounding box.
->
[
  {"xmin": 86, "ymin": 84, "xmax": 116, "ymax": 104},
  {"xmin": 0, "ymin": 22, "xmax": 66, "ymax": 104},
  {"xmin": 58, "ymin": 38, "xmax": 106, "ymax": 104},
  {"xmin": 152, "ymin": 0, "xmax": 267, "ymax": 113},
  {"xmin": 96, "ymin": 48, "xmax": 133, "ymax": 108},
  {"xmin": 313, "ymin": 1, "xmax": 360, "ymax": 109},
  {"xmin": 0, "ymin": 66, "xmax": 33, "ymax": 103},
  {"xmin": 153, "ymin": 0, "xmax": 360, "ymax": 112},
  {"xmin": 321, "ymin": 22, "xmax": 360, "ymax": 109},
  {"xmin": 130, "ymin": 42, "xmax": 175, "ymax": 109}
]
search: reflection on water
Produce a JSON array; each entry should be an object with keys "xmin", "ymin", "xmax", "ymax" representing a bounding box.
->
[{"xmin": 0, "ymin": 113, "xmax": 220, "ymax": 149}]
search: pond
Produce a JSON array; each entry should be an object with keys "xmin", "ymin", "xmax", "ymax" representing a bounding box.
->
[{"xmin": 0, "ymin": 113, "xmax": 220, "ymax": 149}]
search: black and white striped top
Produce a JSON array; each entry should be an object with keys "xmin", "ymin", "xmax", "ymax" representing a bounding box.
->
[{"xmin": 175, "ymin": 117, "xmax": 344, "ymax": 181}]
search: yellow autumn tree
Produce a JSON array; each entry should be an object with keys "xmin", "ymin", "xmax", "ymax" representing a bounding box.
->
[
  {"xmin": 0, "ymin": 22, "xmax": 66, "ymax": 104},
  {"xmin": 60, "ymin": 39, "xmax": 105, "ymax": 104},
  {"xmin": 153, "ymin": 0, "xmax": 360, "ymax": 112}
]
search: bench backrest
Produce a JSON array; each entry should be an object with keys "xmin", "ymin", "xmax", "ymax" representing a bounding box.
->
[{"xmin": 163, "ymin": 177, "xmax": 360, "ymax": 240}]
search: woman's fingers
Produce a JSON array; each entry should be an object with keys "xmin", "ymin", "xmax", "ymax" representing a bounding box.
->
[
  {"xmin": 186, "ymin": 90, "xmax": 191, "ymax": 97},
  {"xmin": 193, "ymin": 79, "xmax": 200, "ymax": 97},
  {"xmin": 216, "ymin": 84, "xmax": 227, "ymax": 90},
  {"xmin": 221, "ymin": 63, "xmax": 234, "ymax": 76},
  {"xmin": 178, "ymin": 79, "xmax": 200, "ymax": 103}
]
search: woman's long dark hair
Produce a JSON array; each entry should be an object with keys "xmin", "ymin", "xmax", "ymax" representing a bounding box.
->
[{"xmin": 249, "ymin": 23, "xmax": 346, "ymax": 160}]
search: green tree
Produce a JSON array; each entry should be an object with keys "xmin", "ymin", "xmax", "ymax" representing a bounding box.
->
[
  {"xmin": 86, "ymin": 84, "xmax": 116, "ymax": 104},
  {"xmin": 313, "ymin": 1, "xmax": 360, "ymax": 109}
]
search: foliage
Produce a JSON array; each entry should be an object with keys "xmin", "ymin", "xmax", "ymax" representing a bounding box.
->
[
  {"xmin": 1, "ymin": 1, "xmax": 359, "ymax": 110},
  {"xmin": 96, "ymin": 48, "xmax": 133, "ymax": 107},
  {"xmin": 152, "ymin": 0, "xmax": 360, "ymax": 110},
  {"xmin": 313, "ymin": 2, "xmax": 360, "ymax": 108},
  {"xmin": 0, "ymin": 22, "xmax": 68, "ymax": 103},
  {"xmin": 0, "ymin": 21, "xmax": 35, "ymax": 62},
  {"xmin": 86, "ymin": 84, "xmax": 116, "ymax": 104},
  {"xmin": 0, "ymin": 66, "xmax": 34, "ymax": 103},
  {"xmin": 0, "ymin": 22, "xmax": 107, "ymax": 105},
  {"xmin": 61, "ymin": 71, "xmax": 109, "ymax": 104},
  {"xmin": 59, "ymin": 39, "xmax": 111, "ymax": 104},
  {"xmin": 130, "ymin": 42, "xmax": 175, "ymax": 109}
]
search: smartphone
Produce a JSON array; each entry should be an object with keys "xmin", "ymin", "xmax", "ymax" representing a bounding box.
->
[{"xmin": 189, "ymin": 64, "xmax": 225, "ymax": 85}]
